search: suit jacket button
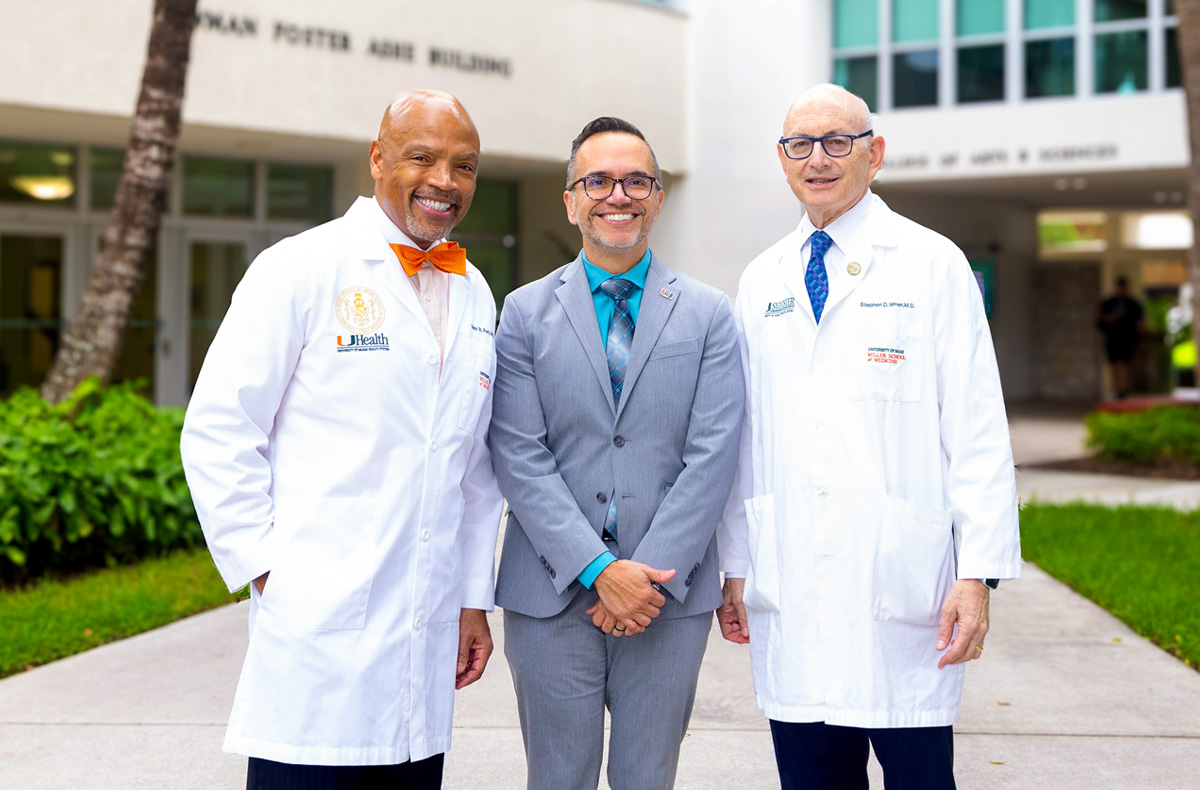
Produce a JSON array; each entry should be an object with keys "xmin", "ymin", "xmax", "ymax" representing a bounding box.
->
[
  {"xmin": 597, "ymin": 492, "xmax": 608, "ymax": 503},
  {"xmin": 613, "ymin": 436, "xmax": 625, "ymax": 447}
]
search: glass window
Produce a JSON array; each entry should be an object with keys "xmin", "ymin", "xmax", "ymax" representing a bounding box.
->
[
  {"xmin": 893, "ymin": 0, "xmax": 938, "ymax": 43},
  {"xmin": 1095, "ymin": 0, "xmax": 1148, "ymax": 22},
  {"xmin": 267, "ymin": 163, "xmax": 332, "ymax": 222},
  {"xmin": 957, "ymin": 0, "xmax": 1005, "ymax": 36},
  {"xmin": 1025, "ymin": 0, "xmax": 1074, "ymax": 30},
  {"xmin": 109, "ymin": 242, "xmax": 157, "ymax": 398},
  {"xmin": 958, "ymin": 44, "xmax": 1005, "ymax": 103},
  {"xmin": 0, "ymin": 234, "xmax": 62, "ymax": 395},
  {"xmin": 1167, "ymin": 26, "xmax": 1181, "ymax": 89},
  {"xmin": 1095, "ymin": 30, "xmax": 1149, "ymax": 93},
  {"xmin": 182, "ymin": 157, "xmax": 254, "ymax": 218},
  {"xmin": 91, "ymin": 147, "xmax": 124, "ymax": 211},
  {"xmin": 834, "ymin": 0, "xmax": 879, "ymax": 49},
  {"xmin": 893, "ymin": 50, "xmax": 939, "ymax": 107},
  {"xmin": 834, "ymin": 55, "xmax": 879, "ymax": 110},
  {"xmin": 1038, "ymin": 211, "xmax": 1107, "ymax": 254},
  {"xmin": 1026, "ymin": 37, "xmax": 1076, "ymax": 97},
  {"xmin": 451, "ymin": 180, "xmax": 516, "ymax": 235},
  {"xmin": 1167, "ymin": 0, "xmax": 1177, "ymax": 14},
  {"xmin": 0, "ymin": 141, "xmax": 75, "ymax": 207}
]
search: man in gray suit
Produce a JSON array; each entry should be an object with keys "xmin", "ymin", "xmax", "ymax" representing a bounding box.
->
[{"xmin": 489, "ymin": 117, "xmax": 744, "ymax": 790}]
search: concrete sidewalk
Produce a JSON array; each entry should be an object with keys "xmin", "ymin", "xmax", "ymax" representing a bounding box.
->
[{"xmin": 2, "ymin": 407, "xmax": 1199, "ymax": 788}]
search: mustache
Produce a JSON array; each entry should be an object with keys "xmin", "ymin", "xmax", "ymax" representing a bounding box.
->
[{"xmin": 414, "ymin": 189, "xmax": 460, "ymax": 207}]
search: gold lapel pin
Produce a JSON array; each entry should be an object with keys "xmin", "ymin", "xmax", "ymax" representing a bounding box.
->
[{"xmin": 847, "ymin": 262, "xmax": 862, "ymax": 276}]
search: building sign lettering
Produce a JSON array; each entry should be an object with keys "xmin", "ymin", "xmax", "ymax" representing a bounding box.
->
[
  {"xmin": 196, "ymin": 8, "xmax": 512, "ymax": 77},
  {"xmin": 884, "ymin": 143, "xmax": 1121, "ymax": 175}
]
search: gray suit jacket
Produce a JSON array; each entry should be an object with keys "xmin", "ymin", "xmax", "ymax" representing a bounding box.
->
[{"xmin": 490, "ymin": 253, "xmax": 744, "ymax": 619}]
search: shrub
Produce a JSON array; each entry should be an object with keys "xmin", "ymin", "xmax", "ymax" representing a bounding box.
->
[
  {"xmin": 1085, "ymin": 405, "xmax": 1200, "ymax": 466},
  {"xmin": 0, "ymin": 378, "xmax": 202, "ymax": 584}
]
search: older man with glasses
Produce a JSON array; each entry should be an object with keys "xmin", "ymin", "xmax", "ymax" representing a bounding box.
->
[{"xmin": 717, "ymin": 83, "xmax": 1021, "ymax": 789}]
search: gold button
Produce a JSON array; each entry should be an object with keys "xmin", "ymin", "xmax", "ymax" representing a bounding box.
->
[{"xmin": 847, "ymin": 262, "xmax": 862, "ymax": 275}]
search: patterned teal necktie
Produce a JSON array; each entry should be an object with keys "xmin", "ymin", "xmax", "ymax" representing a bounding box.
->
[
  {"xmin": 806, "ymin": 230, "xmax": 833, "ymax": 324},
  {"xmin": 599, "ymin": 277, "xmax": 636, "ymax": 543},
  {"xmin": 600, "ymin": 278, "xmax": 636, "ymax": 405}
]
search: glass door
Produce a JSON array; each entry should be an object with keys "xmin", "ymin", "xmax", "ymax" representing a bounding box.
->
[
  {"xmin": 187, "ymin": 240, "xmax": 247, "ymax": 395},
  {"xmin": 0, "ymin": 233, "xmax": 63, "ymax": 396}
]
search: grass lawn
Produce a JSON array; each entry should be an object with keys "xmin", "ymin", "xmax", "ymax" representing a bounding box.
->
[
  {"xmin": 1021, "ymin": 502, "xmax": 1200, "ymax": 669},
  {"xmin": 0, "ymin": 548, "xmax": 242, "ymax": 679}
]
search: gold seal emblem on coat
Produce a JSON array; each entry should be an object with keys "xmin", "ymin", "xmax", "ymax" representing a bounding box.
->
[
  {"xmin": 847, "ymin": 262, "xmax": 862, "ymax": 276},
  {"xmin": 335, "ymin": 287, "xmax": 385, "ymax": 332}
]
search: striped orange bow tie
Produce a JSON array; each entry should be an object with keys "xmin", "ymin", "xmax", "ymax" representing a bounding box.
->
[{"xmin": 390, "ymin": 241, "xmax": 467, "ymax": 277}]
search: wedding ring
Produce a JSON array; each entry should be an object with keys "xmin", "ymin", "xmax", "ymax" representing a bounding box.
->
[{"xmin": 976, "ymin": 646, "xmax": 984, "ymax": 652}]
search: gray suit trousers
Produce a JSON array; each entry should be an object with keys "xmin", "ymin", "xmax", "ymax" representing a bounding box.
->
[{"xmin": 504, "ymin": 590, "xmax": 712, "ymax": 790}]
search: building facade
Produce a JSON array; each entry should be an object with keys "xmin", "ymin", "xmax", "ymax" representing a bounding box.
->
[{"xmin": 0, "ymin": 0, "xmax": 1190, "ymax": 403}]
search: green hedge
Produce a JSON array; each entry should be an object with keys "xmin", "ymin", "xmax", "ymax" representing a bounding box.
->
[
  {"xmin": 1085, "ymin": 405, "xmax": 1200, "ymax": 466},
  {"xmin": 0, "ymin": 378, "xmax": 202, "ymax": 584}
]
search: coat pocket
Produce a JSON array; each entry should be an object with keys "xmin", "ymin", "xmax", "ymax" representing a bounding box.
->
[
  {"xmin": 742, "ymin": 493, "xmax": 781, "ymax": 614},
  {"xmin": 851, "ymin": 319, "xmax": 922, "ymax": 402},
  {"xmin": 261, "ymin": 497, "xmax": 377, "ymax": 630},
  {"xmin": 870, "ymin": 494, "xmax": 955, "ymax": 626}
]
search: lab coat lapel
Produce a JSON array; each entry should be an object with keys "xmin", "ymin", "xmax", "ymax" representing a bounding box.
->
[
  {"xmin": 820, "ymin": 242, "xmax": 874, "ymax": 319},
  {"xmin": 556, "ymin": 256, "xmax": 617, "ymax": 417},
  {"xmin": 618, "ymin": 257, "xmax": 677, "ymax": 421},
  {"xmin": 348, "ymin": 200, "xmax": 427, "ymax": 327},
  {"xmin": 443, "ymin": 267, "xmax": 471, "ymax": 359}
]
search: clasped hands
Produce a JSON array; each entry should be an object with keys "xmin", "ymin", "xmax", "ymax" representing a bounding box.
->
[{"xmin": 586, "ymin": 559, "xmax": 675, "ymax": 637}]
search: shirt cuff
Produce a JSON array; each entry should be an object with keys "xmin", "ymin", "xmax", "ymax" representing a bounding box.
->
[{"xmin": 577, "ymin": 551, "xmax": 617, "ymax": 589}]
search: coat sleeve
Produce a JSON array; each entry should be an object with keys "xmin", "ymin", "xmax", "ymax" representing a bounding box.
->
[
  {"xmin": 931, "ymin": 242, "xmax": 1022, "ymax": 581},
  {"xmin": 179, "ymin": 243, "xmax": 306, "ymax": 593},
  {"xmin": 458, "ymin": 294, "xmax": 504, "ymax": 611},
  {"xmin": 488, "ymin": 295, "xmax": 611, "ymax": 594},
  {"xmin": 631, "ymin": 294, "xmax": 744, "ymax": 601},
  {"xmin": 717, "ymin": 285, "xmax": 754, "ymax": 577}
]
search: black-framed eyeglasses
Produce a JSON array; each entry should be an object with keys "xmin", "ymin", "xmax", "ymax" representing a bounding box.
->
[
  {"xmin": 569, "ymin": 174, "xmax": 658, "ymax": 200},
  {"xmin": 778, "ymin": 131, "xmax": 874, "ymax": 160}
]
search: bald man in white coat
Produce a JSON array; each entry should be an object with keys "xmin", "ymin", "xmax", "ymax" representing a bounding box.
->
[{"xmin": 717, "ymin": 84, "xmax": 1021, "ymax": 790}]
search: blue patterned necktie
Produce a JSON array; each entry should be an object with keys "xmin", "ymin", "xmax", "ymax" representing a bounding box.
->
[
  {"xmin": 599, "ymin": 278, "xmax": 636, "ymax": 543},
  {"xmin": 600, "ymin": 278, "xmax": 636, "ymax": 406},
  {"xmin": 806, "ymin": 230, "xmax": 833, "ymax": 324}
]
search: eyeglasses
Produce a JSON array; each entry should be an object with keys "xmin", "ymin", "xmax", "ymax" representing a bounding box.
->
[
  {"xmin": 778, "ymin": 131, "xmax": 874, "ymax": 160},
  {"xmin": 569, "ymin": 174, "xmax": 658, "ymax": 200}
]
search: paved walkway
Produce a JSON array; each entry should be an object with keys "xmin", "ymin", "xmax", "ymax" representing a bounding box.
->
[{"xmin": 1, "ymin": 406, "xmax": 1198, "ymax": 788}]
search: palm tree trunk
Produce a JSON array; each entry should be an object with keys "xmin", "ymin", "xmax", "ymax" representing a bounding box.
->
[
  {"xmin": 40, "ymin": 0, "xmax": 197, "ymax": 403},
  {"xmin": 1179, "ymin": 3, "xmax": 1200, "ymax": 393}
]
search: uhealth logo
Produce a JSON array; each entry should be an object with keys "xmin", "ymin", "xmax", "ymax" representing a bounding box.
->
[{"xmin": 337, "ymin": 333, "xmax": 390, "ymax": 352}]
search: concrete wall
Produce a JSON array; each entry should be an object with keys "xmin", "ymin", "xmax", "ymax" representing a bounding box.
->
[{"xmin": 1, "ymin": 0, "xmax": 688, "ymax": 170}]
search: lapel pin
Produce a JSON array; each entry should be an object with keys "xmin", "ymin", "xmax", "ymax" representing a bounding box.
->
[
  {"xmin": 847, "ymin": 262, "xmax": 862, "ymax": 276},
  {"xmin": 660, "ymin": 288, "xmax": 676, "ymax": 301}
]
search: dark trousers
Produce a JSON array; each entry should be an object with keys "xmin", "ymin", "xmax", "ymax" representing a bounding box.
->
[
  {"xmin": 769, "ymin": 720, "xmax": 956, "ymax": 790},
  {"xmin": 246, "ymin": 754, "xmax": 444, "ymax": 790}
]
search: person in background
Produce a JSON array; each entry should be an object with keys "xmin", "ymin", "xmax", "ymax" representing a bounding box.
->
[{"xmin": 1097, "ymin": 276, "xmax": 1145, "ymax": 399}]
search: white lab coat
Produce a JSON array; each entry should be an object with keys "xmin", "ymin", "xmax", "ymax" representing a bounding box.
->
[
  {"xmin": 181, "ymin": 196, "xmax": 503, "ymax": 765},
  {"xmin": 719, "ymin": 192, "xmax": 1021, "ymax": 728}
]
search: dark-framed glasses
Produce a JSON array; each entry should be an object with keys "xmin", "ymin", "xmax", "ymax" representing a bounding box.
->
[
  {"xmin": 570, "ymin": 174, "xmax": 658, "ymax": 200},
  {"xmin": 778, "ymin": 130, "xmax": 874, "ymax": 160}
]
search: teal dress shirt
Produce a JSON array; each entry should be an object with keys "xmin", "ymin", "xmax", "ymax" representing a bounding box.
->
[{"xmin": 577, "ymin": 249, "xmax": 652, "ymax": 589}]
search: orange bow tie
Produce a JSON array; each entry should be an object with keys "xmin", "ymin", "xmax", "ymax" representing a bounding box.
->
[{"xmin": 390, "ymin": 241, "xmax": 467, "ymax": 277}]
